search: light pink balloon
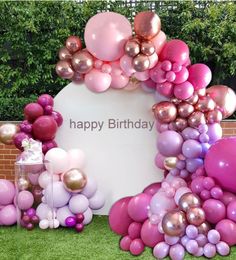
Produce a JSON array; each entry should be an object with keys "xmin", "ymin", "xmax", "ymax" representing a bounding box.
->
[
  {"xmin": 110, "ymin": 73, "xmax": 129, "ymax": 89},
  {"xmin": 155, "ymin": 153, "xmax": 166, "ymax": 170},
  {"xmin": 17, "ymin": 191, "xmax": 34, "ymax": 210},
  {"xmin": 85, "ymin": 69, "xmax": 111, "ymax": 92},
  {"xmin": 84, "ymin": 12, "xmax": 132, "ymax": 61},
  {"xmin": 149, "ymin": 53, "xmax": 158, "ymax": 69},
  {"xmin": 68, "ymin": 148, "xmax": 85, "ymax": 169},
  {"xmin": 134, "ymin": 71, "xmax": 149, "ymax": 81},
  {"xmin": 120, "ymin": 55, "xmax": 136, "ymax": 76},
  {"xmin": 151, "ymin": 31, "xmax": 167, "ymax": 55}
]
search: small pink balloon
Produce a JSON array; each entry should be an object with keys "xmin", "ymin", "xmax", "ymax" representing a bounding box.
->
[
  {"xmin": 128, "ymin": 222, "xmax": 142, "ymax": 239},
  {"xmin": 151, "ymin": 31, "xmax": 167, "ymax": 55},
  {"xmin": 120, "ymin": 55, "xmax": 135, "ymax": 76},
  {"xmin": 110, "ymin": 73, "xmax": 129, "ymax": 89},
  {"xmin": 130, "ymin": 238, "xmax": 145, "ymax": 256},
  {"xmin": 173, "ymin": 67, "xmax": 189, "ymax": 84},
  {"xmin": 120, "ymin": 235, "xmax": 132, "ymax": 251},
  {"xmin": 84, "ymin": 69, "xmax": 111, "ymax": 92},
  {"xmin": 155, "ymin": 153, "xmax": 166, "ymax": 170},
  {"xmin": 174, "ymin": 81, "xmax": 194, "ymax": 100},
  {"xmin": 149, "ymin": 52, "xmax": 159, "ymax": 69}
]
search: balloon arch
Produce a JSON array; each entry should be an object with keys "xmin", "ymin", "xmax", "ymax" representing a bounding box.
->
[{"xmin": 0, "ymin": 11, "xmax": 236, "ymax": 260}]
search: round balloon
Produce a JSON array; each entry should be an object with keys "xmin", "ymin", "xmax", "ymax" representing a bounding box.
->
[
  {"xmin": 0, "ymin": 205, "xmax": 17, "ymax": 225},
  {"xmin": 0, "ymin": 179, "xmax": 15, "ymax": 205},
  {"xmin": 0, "ymin": 124, "xmax": 19, "ymax": 145}
]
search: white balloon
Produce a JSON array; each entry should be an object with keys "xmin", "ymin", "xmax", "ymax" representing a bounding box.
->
[
  {"xmin": 39, "ymin": 219, "xmax": 49, "ymax": 229},
  {"xmin": 38, "ymin": 171, "xmax": 60, "ymax": 189},
  {"xmin": 83, "ymin": 207, "xmax": 93, "ymax": 225},
  {"xmin": 53, "ymin": 219, "xmax": 60, "ymax": 229},
  {"xmin": 69, "ymin": 194, "xmax": 89, "ymax": 214},
  {"xmin": 68, "ymin": 148, "xmax": 85, "ymax": 169},
  {"xmin": 36, "ymin": 203, "xmax": 52, "ymax": 220}
]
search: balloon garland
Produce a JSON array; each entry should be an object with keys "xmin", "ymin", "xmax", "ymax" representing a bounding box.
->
[{"xmin": 1, "ymin": 10, "xmax": 236, "ymax": 259}]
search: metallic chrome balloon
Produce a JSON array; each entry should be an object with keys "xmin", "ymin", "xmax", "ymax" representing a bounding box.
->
[
  {"xmin": 188, "ymin": 111, "xmax": 206, "ymax": 128},
  {"xmin": 134, "ymin": 11, "xmax": 161, "ymax": 40},
  {"xmin": 141, "ymin": 41, "xmax": 155, "ymax": 56},
  {"xmin": 164, "ymin": 157, "xmax": 178, "ymax": 170},
  {"xmin": 58, "ymin": 47, "xmax": 72, "ymax": 60},
  {"xmin": 186, "ymin": 93, "xmax": 199, "ymax": 105},
  {"xmin": 62, "ymin": 168, "xmax": 87, "ymax": 193},
  {"xmin": 198, "ymin": 221, "xmax": 211, "ymax": 235},
  {"xmin": 206, "ymin": 109, "xmax": 223, "ymax": 124},
  {"xmin": 17, "ymin": 178, "xmax": 29, "ymax": 191},
  {"xmin": 162, "ymin": 210, "xmax": 187, "ymax": 237},
  {"xmin": 133, "ymin": 54, "xmax": 150, "ymax": 72},
  {"xmin": 179, "ymin": 192, "xmax": 201, "ymax": 212},
  {"xmin": 66, "ymin": 36, "xmax": 82, "ymax": 53},
  {"xmin": 72, "ymin": 50, "xmax": 93, "ymax": 74},
  {"xmin": 154, "ymin": 101, "xmax": 177, "ymax": 123},
  {"xmin": 207, "ymin": 85, "xmax": 236, "ymax": 118},
  {"xmin": 178, "ymin": 102, "xmax": 194, "ymax": 118},
  {"xmin": 172, "ymin": 118, "xmax": 188, "ymax": 131},
  {"xmin": 56, "ymin": 60, "xmax": 74, "ymax": 79},
  {"xmin": 186, "ymin": 207, "xmax": 205, "ymax": 226},
  {"xmin": 0, "ymin": 123, "xmax": 19, "ymax": 145},
  {"xmin": 195, "ymin": 96, "xmax": 216, "ymax": 112},
  {"xmin": 196, "ymin": 88, "xmax": 206, "ymax": 97},
  {"xmin": 124, "ymin": 40, "xmax": 140, "ymax": 57}
]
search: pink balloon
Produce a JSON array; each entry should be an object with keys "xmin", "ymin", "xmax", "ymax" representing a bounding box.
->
[
  {"xmin": 173, "ymin": 66, "xmax": 189, "ymax": 84},
  {"xmin": 160, "ymin": 39, "xmax": 189, "ymax": 65},
  {"xmin": 84, "ymin": 69, "xmax": 111, "ymax": 92},
  {"xmin": 128, "ymin": 222, "xmax": 142, "ymax": 239},
  {"xmin": 68, "ymin": 148, "xmax": 85, "ymax": 169},
  {"xmin": 0, "ymin": 179, "xmax": 15, "ymax": 205},
  {"xmin": 205, "ymin": 137, "xmax": 236, "ymax": 193},
  {"xmin": 151, "ymin": 31, "xmax": 167, "ymax": 55},
  {"xmin": 110, "ymin": 73, "xmax": 129, "ymax": 89},
  {"xmin": 143, "ymin": 182, "xmax": 161, "ymax": 196},
  {"xmin": 174, "ymin": 81, "xmax": 194, "ymax": 100},
  {"xmin": 156, "ymin": 82, "xmax": 174, "ymax": 97},
  {"xmin": 120, "ymin": 55, "xmax": 135, "ymax": 76},
  {"xmin": 84, "ymin": 12, "xmax": 132, "ymax": 61},
  {"xmin": 188, "ymin": 64, "xmax": 212, "ymax": 90},
  {"xmin": 109, "ymin": 197, "xmax": 133, "ymax": 236},
  {"xmin": 149, "ymin": 53, "xmax": 159, "ymax": 69},
  {"xmin": 127, "ymin": 193, "xmax": 151, "ymax": 222},
  {"xmin": 216, "ymin": 219, "xmax": 236, "ymax": 246},
  {"xmin": 120, "ymin": 235, "xmax": 132, "ymax": 251},
  {"xmin": 17, "ymin": 191, "xmax": 34, "ymax": 210},
  {"xmin": 134, "ymin": 71, "xmax": 149, "ymax": 81},
  {"xmin": 0, "ymin": 205, "xmax": 17, "ymax": 226},
  {"xmin": 155, "ymin": 153, "xmax": 166, "ymax": 169},
  {"xmin": 141, "ymin": 219, "xmax": 164, "ymax": 247},
  {"xmin": 202, "ymin": 199, "xmax": 226, "ymax": 224}
]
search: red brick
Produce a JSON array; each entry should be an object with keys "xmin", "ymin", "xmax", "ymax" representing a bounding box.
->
[
  {"xmin": 4, "ymin": 154, "xmax": 17, "ymax": 160},
  {"xmin": 222, "ymin": 122, "xmax": 236, "ymax": 128}
]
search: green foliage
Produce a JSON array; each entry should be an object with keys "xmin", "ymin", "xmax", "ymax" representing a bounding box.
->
[{"xmin": 0, "ymin": 1, "xmax": 235, "ymax": 120}]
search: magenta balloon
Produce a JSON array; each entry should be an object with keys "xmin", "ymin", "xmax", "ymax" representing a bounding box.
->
[
  {"xmin": 141, "ymin": 219, "xmax": 164, "ymax": 247},
  {"xmin": 14, "ymin": 132, "xmax": 32, "ymax": 151},
  {"xmin": 157, "ymin": 130, "xmax": 183, "ymax": 157},
  {"xmin": 155, "ymin": 153, "xmax": 165, "ymax": 169},
  {"xmin": 24, "ymin": 103, "xmax": 44, "ymax": 122},
  {"xmin": 221, "ymin": 192, "xmax": 236, "ymax": 206},
  {"xmin": 205, "ymin": 137, "xmax": 236, "ymax": 193},
  {"xmin": 174, "ymin": 81, "xmax": 194, "ymax": 100},
  {"xmin": 227, "ymin": 201, "xmax": 236, "ymax": 222},
  {"xmin": 0, "ymin": 179, "xmax": 15, "ymax": 205},
  {"xmin": 202, "ymin": 199, "xmax": 226, "ymax": 224},
  {"xmin": 143, "ymin": 182, "xmax": 161, "ymax": 196},
  {"xmin": 37, "ymin": 94, "xmax": 54, "ymax": 108},
  {"xmin": 188, "ymin": 64, "xmax": 212, "ymax": 90},
  {"xmin": 216, "ymin": 219, "xmax": 236, "ymax": 246},
  {"xmin": 160, "ymin": 39, "xmax": 189, "ymax": 65},
  {"xmin": 127, "ymin": 193, "xmax": 151, "ymax": 222},
  {"xmin": 84, "ymin": 12, "xmax": 132, "ymax": 61},
  {"xmin": 207, "ymin": 123, "xmax": 222, "ymax": 144},
  {"xmin": 182, "ymin": 139, "xmax": 202, "ymax": 159},
  {"xmin": 0, "ymin": 205, "xmax": 17, "ymax": 225},
  {"xmin": 51, "ymin": 111, "xmax": 63, "ymax": 127},
  {"xmin": 109, "ymin": 197, "xmax": 133, "ymax": 236}
]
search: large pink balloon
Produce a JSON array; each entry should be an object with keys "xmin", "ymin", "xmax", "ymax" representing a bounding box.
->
[
  {"xmin": 0, "ymin": 205, "xmax": 17, "ymax": 225},
  {"xmin": 205, "ymin": 137, "xmax": 236, "ymax": 193},
  {"xmin": 109, "ymin": 197, "xmax": 133, "ymax": 236},
  {"xmin": 84, "ymin": 12, "xmax": 132, "ymax": 61},
  {"xmin": 143, "ymin": 182, "xmax": 161, "ymax": 196},
  {"xmin": 151, "ymin": 31, "xmax": 167, "ymax": 55},
  {"xmin": 0, "ymin": 179, "xmax": 15, "ymax": 205},
  {"xmin": 84, "ymin": 69, "xmax": 111, "ymax": 92}
]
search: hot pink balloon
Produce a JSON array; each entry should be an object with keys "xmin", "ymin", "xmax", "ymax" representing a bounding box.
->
[
  {"xmin": 188, "ymin": 64, "xmax": 212, "ymax": 90},
  {"xmin": 216, "ymin": 219, "xmax": 236, "ymax": 246},
  {"xmin": 155, "ymin": 153, "xmax": 166, "ymax": 169},
  {"xmin": 174, "ymin": 81, "xmax": 194, "ymax": 100},
  {"xmin": 84, "ymin": 12, "xmax": 132, "ymax": 61},
  {"xmin": 109, "ymin": 197, "xmax": 133, "ymax": 236},
  {"xmin": 84, "ymin": 69, "xmax": 111, "ymax": 92},
  {"xmin": 143, "ymin": 182, "xmax": 161, "ymax": 196},
  {"xmin": 151, "ymin": 31, "xmax": 167, "ymax": 55},
  {"xmin": 120, "ymin": 55, "xmax": 135, "ymax": 76}
]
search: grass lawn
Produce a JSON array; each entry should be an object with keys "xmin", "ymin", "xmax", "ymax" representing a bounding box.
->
[{"xmin": 0, "ymin": 216, "xmax": 234, "ymax": 260}]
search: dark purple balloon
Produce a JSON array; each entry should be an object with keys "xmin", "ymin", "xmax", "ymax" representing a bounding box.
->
[
  {"xmin": 76, "ymin": 213, "xmax": 85, "ymax": 224},
  {"xmin": 37, "ymin": 94, "xmax": 54, "ymax": 108},
  {"xmin": 42, "ymin": 140, "xmax": 58, "ymax": 154},
  {"xmin": 65, "ymin": 216, "xmax": 77, "ymax": 227},
  {"xmin": 75, "ymin": 223, "xmax": 84, "ymax": 233},
  {"xmin": 26, "ymin": 208, "xmax": 36, "ymax": 218},
  {"xmin": 14, "ymin": 132, "xmax": 32, "ymax": 151},
  {"xmin": 22, "ymin": 215, "xmax": 31, "ymax": 224},
  {"xmin": 51, "ymin": 111, "xmax": 63, "ymax": 127},
  {"xmin": 44, "ymin": 105, "xmax": 53, "ymax": 115},
  {"xmin": 26, "ymin": 223, "xmax": 34, "ymax": 231},
  {"xmin": 31, "ymin": 215, "xmax": 39, "ymax": 225}
]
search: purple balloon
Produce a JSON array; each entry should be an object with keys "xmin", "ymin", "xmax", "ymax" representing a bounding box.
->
[
  {"xmin": 182, "ymin": 127, "xmax": 200, "ymax": 140},
  {"xmin": 203, "ymin": 199, "xmax": 226, "ymax": 224},
  {"xmin": 26, "ymin": 208, "xmax": 36, "ymax": 218},
  {"xmin": 57, "ymin": 206, "xmax": 74, "ymax": 227},
  {"xmin": 83, "ymin": 207, "xmax": 93, "ymax": 225},
  {"xmin": 81, "ymin": 177, "xmax": 97, "ymax": 198},
  {"xmin": 207, "ymin": 230, "xmax": 220, "ymax": 244},
  {"xmin": 203, "ymin": 243, "xmax": 216, "ymax": 258},
  {"xmin": 143, "ymin": 182, "xmax": 161, "ymax": 196},
  {"xmin": 155, "ymin": 153, "xmax": 165, "ymax": 169},
  {"xmin": 207, "ymin": 123, "xmax": 222, "ymax": 144},
  {"xmin": 216, "ymin": 241, "xmax": 230, "ymax": 256},
  {"xmin": 17, "ymin": 191, "xmax": 34, "ymax": 210},
  {"xmin": 186, "ymin": 158, "xmax": 203, "ymax": 173},
  {"xmin": 169, "ymin": 243, "xmax": 185, "ymax": 260},
  {"xmin": 65, "ymin": 216, "xmax": 77, "ymax": 227},
  {"xmin": 182, "ymin": 139, "xmax": 202, "ymax": 159},
  {"xmin": 186, "ymin": 225, "xmax": 198, "ymax": 239},
  {"xmin": 89, "ymin": 191, "xmax": 105, "ymax": 210},
  {"xmin": 13, "ymin": 132, "xmax": 32, "ymax": 151},
  {"xmin": 157, "ymin": 131, "xmax": 183, "ymax": 157},
  {"xmin": 0, "ymin": 205, "xmax": 17, "ymax": 225},
  {"xmin": 186, "ymin": 240, "xmax": 198, "ymax": 255},
  {"xmin": 51, "ymin": 111, "xmax": 63, "ymax": 127},
  {"xmin": 0, "ymin": 179, "xmax": 15, "ymax": 205},
  {"xmin": 153, "ymin": 242, "xmax": 170, "ymax": 259},
  {"xmin": 69, "ymin": 194, "xmax": 89, "ymax": 214}
]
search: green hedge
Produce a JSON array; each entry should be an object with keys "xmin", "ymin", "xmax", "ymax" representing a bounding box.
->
[{"xmin": 0, "ymin": 1, "xmax": 235, "ymax": 120}]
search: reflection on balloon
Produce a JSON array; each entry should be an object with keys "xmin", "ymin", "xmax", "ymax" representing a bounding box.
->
[
  {"xmin": 56, "ymin": 60, "xmax": 74, "ymax": 79},
  {"xmin": 125, "ymin": 40, "xmax": 140, "ymax": 58},
  {"xmin": 0, "ymin": 124, "xmax": 19, "ymax": 145},
  {"xmin": 133, "ymin": 54, "xmax": 150, "ymax": 72},
  {"xmin": 154, "ymin": 101, "xmax": 177, "ymax": 123},
  {"xmin": 65, "ymin": 36, "xmax": 82, "ymax": 53},
  {"xmin": 164, "ymin": 157, "xmax": 178, "ymax": 170},
  {"xmin": 72, "ymin": 50, "xmax": 93, "ymax": 74}
]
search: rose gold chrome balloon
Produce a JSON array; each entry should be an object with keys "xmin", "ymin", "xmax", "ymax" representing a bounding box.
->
[
  {"xmin": 72, "ymin": 50, "xmax": 93, "ymax": 74},
  {"xmin": 207, "ymin": 85, "xmax": 236, "ymax": 118},
  {"xmin": 198, "ymin": 221, "xmax": 211, "ymax": 235},
  {"xmin": 134, "ymin": 11, "xmax": 161, "ymax": 40},
  {"xmin": 195, "ymin": 96, "xmax": 216, "ymax": 112},
  {"xmin": 186, "ymin": 207, "xmax": 205, "ymax": 226},
  {"xmin": 124, "ymin": 40, "xmax": 140, "ymax": 57},
  {"xmin": 66, "ymin": 36, "xmax": 82, "ymax": 53},
  {"xmin": 173, "ymin": 118, "xmax": 188, "ymax": 131},
  {"xmin": 179, "ymin": 192, "xmax": 201, "ymax": 212},
  {"xmin": 0, "ymin": 123, "xmax": 19, "ymax": 145},
  {"xmin": 206, "ymin": 109, "xmax": 223, "ymax": 124},
  {"xmin": 56, "ymin": 60, "xmax": 74, "ymax": 79},
  {"xmin": 164, "ymin": 157, "xmax": 178, "ymax": 170},
  {"xmin": 162, "ymin": 210, "xmax": 187, "ymax": 236},
  {"xmin": 133, "ymin": 54, "xmax": 150, "ymax": 72},
  {"xmin": 186, "ymin": 93, "xmax": 199, "ymax": 105},
  {"xmin": 188, "ymin": 111, "xmax": 206, "ymax": 128},
  {"xmin": 62, "ymin": 168, "xmax": 87, "ymax": 193},
  {"xmin": 154, "ymin": 101, "xmax": 177, "ymax": 123},
  {"xmin": 178, "ymin": 102, "xmax": 194, "ymax": 118},
  {"xmin": 17, "ymin": 178, "xmax": 30, "ymax": 191},
  {"xmin": 59, "ymin": 47, "xmax": 72, "ymax": 60},
  {"xmin": 171, "ymin": 98, "xmax": 182, "ymax": 105},
  {"xmin": 72, "ymin": 72, "xmax": 84, "ymax": 83},
  {"xmin": 141, "ymin": 41, "xmax": 155, "ymax": 56}
]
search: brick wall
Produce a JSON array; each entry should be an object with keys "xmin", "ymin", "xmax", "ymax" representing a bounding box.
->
[{"xmin": 0, "ymin": 121, "xmax": 236, "ymax": 181}]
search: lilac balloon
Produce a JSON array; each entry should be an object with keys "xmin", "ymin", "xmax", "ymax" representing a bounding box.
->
[
  {"xmin": 207, "ymin": 123, "xmax": 222, "ymax": 144},
  {"xmin": 57, "ymin": 206, "xmax": 74, "ymax": 227},
  {"xmin": 143, "ymin": 182, "xmax": 161, "ymax": 196},
  {"xmin": 216, "ymin": 241, "xmax": 230, "ymax": 256},
  {"xmin": 181, "ymin": 235, "xmax": 190, "ymax": 247},
  {"xmin": 182, "ymin": 139, "xmax": 202, "ymax": 158},
  {"xmin": 69, "ymin": 194, "xmax": 89, "ymax": 214},
  {"xmin": 83, "ymin": 207, "xmax": 93, "ymax": 225},
  {"xmin": 0, "ymin": 179, "xmax": 15, "ymax": 205},
  {"xmin": 89, "ymin": 191, "xmax": 105, "ymax": 210},
  {"xmin": 65, "ymin": 216, "xmax": 77, "ymax": 227},
  {"xmin": 186, "ymin": 240, "xmax": 198, "ymax": 255},
  {"xmin": 203, "ymin": 243, "xmax": 216, "ymax": 258},
  {"xmin": 153, "ymin": 242, "xmax": 170, "ymax": 259},
  {"xmin": 186, "ymin": 225, "xmax": 198, "ymax": 239},
  {"xmin": 196, "ymin": 234, "xmax": 207, "ymax": 247},
  {"xmin": 0, "ymin": 205, "xmax": 17, "ymax": 225},
  {"xmin": 81, "ymin": 177, "xmax": 97, "ymax": 198},
  {"xmin": 186, "ymin": 158, "xmax": 203, "ymax": 173},
  {"xmin": 200, "ymin": 143, "xmax": 210, "ymax": 158},
  {"xmin": 165, "ymin": 235, "xmax": 179, "ymax": 245},
  {"xmin": 17, "ymin": 191, "xmax": 34, "ymax": 210},
  {"xmin": 207, "ymin": 230, "xmax": 220, "ymax": 244},
  {"xmin": 36, "ymin": 203, "xmax": 53, "ymax": 220},
  {"xmin": 182, "ymin": 127, "xmax": 200, "ymax": 140},
  {"xmin": 157, "ymin": 131, "xmax": 183, "ymax": 157},
  {"xmin": 44, "ymin": 181, "xmax": 71, "ymax": 208},
  {"xmin": 169, "ymin": 244, "xmax": 185, "ymax": 260}
]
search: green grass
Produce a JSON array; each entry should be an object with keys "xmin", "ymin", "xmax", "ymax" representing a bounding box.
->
[{"xmin": 0, "ymin": 216, "xmax": 234, "ymax": 260}]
